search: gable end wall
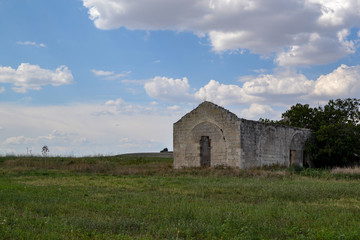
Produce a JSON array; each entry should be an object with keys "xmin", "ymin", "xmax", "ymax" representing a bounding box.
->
[{"xmin": 173, "ymin": 102, "xmax": 241, "ymax": 168}]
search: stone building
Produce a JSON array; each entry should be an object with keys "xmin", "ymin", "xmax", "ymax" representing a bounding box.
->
[{"xmin": 173, "ymin": 101, "xmax": 311, "ymax": 169}]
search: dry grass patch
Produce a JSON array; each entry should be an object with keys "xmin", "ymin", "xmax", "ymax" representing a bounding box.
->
[{"xmin": 331, "ymin": 166, "xmax": 360, "ymax": 175}]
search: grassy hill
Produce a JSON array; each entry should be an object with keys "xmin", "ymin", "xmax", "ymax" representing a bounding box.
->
[{"xmin": 1, "ymin": 155, "xmax": 360, "ymax": 239}]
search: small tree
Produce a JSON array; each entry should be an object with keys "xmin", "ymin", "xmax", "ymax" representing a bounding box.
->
[
  {"xmin": 42, "ymin": 145, "xmax": 49, "ymax": 156},
  {"xmin": 160, "ymin": 148, "xmax": 168, "ymax": 153}
]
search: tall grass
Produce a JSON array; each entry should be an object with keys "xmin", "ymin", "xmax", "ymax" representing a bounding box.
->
[
  {"xmin": 0, "ymin": 155, "xmax": 173, "ymax": 175},
  {"xmin": 1, "ymin": 156, "xmax": 360, "ymax": 239}
]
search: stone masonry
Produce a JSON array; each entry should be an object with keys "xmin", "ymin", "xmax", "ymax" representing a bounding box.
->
[{"xmin": 173, "ymin": 101, "xmax": 312, "ymax": 169}]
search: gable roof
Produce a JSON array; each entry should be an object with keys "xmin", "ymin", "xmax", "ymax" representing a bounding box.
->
[{"xmin": 174, "ymin": 101, "xmax": 239, "ymax": 125}]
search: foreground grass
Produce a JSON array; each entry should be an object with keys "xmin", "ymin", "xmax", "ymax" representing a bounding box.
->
[{"xmin": 0, "ymin": 156, "xmax": 360, "ymax": 239}]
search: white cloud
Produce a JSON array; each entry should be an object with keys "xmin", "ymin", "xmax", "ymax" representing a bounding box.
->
[
  {"xmin": 307, "ymin": 0, "xmax": 359, "ymax": 27},
  {"xmin": 194, "ymin": 80, "xmax": 260, "ymax": 105},
  {"xmin": 0, "ymin": 87, "xmax": 5, "ymax": 93},
  {"xmin": 91, "ymin": 69, "xmax": 131, "ymax": 80},
  {"xmin": 311, "ymin": 64, "xmax": 360, "ymax": 98},
  {"xmin": 3, "ymin": 136, "xmax": 28, "ymax": 145},
  {"xmin": 106, "ymin": 72, "xmax": 131, "ymax": 80},
  {"xmin": 83, "ymin": 0, "xmax": 360, "ymax": 66},
  {"xmin": 144, "ymin": 76, "xmax": 194, "ymax": 102},
  {"xmin": 16, "ymin": 41, "xmax": 47, "ymax": 48},
  {"xmin": 242, "ymin": 71, "xmax": 314, "ymax": 96},
  {"xmin": 208, "ymin": 31, "xmax": 254, "ymax": 52},
  {"xmin": 0, "ymin": 63, "xmax": 74, "ymax": 93},
  {"xmin": 240, "ymin": 104, "xmax": 277, "ymax": 120},
  {"xmin": 275, "ymin": 30, "xmax": 356, "ymax": 66},
  {"xmin": 91, "ymin": 69, "xmax": 114, "ymax": 76},
  {"xmin": 101, "ymin": 98, "xmax": 188, "ymax": 116},
  {"xmin": 103, "ymin": 98, "xmax": 146, "ymax": 114},
  {"xmin": 144, "ymin": 64, "xmax": 360, "ymax": 107},
  {"xmin": 3, "ymin": 130, "xmax": 74, "ymax": 146}
]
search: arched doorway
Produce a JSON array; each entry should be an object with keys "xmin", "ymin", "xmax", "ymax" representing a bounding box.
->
[{"xmin": 186, "ymin": 121, "xmax": 227, "ymax": 167}]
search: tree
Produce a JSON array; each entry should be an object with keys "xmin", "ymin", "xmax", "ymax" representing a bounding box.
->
[
  {"xmin": 277, "ymin": 98, "xmax": 360, "ymax": 168},
  {"xmin": 280, "ymin": 103, "xmax": 318, "ymax": 129},
  {"xmin": 307, "ymin": 123, "xmax": 360, "ymax": 167},
  {"xmin": 321, "ymin": 98, "xmax": 360, "ymax": 126},
  {"xmin": 42, "ymin": 145, "xmax": 49, "ymax": 156},
  {"xmin": 278, "ymin": 98, "xmax": 360, "ymax": 131},
  {"xmin": 160, "ymin": 148, "xmax": 168, "ymax": 153}
]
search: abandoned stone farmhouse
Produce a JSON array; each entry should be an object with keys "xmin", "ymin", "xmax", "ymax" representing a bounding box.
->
[{"xmin": 173, "ymin": 101, "xmax": 312, "ymax": 169}]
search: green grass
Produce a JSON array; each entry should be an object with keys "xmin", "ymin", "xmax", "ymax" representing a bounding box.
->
[{"xmin": 1, "ymin": 156, "xmax": 360, "ymax": 239}]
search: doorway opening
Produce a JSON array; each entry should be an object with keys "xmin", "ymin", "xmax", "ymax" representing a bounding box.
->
[
  {"xmin": 290, "ymin": 150, "xmax": 296, "ymax": 166},
  {"xmin": 200, "ymin": 136, "xmax": 211, "ymax": 167}
]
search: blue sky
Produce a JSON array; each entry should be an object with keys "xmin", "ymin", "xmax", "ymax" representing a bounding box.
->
[{"xmin": 0, "ymin": 0, "xmax": 360, "ymax": 156}]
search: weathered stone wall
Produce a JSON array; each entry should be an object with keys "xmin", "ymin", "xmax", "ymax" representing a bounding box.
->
[
  {"xmin": 173, "ymin": 101, "xmax": 241, "ymax": 169},
  {"xmin": 240, "ymin": 119, "xmax": 312, "ymax": 168}
]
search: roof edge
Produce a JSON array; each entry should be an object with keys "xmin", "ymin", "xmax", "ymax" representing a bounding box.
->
[{"xmin": 174, "ymin": 101, "xmax": 239, "ymax": 125}]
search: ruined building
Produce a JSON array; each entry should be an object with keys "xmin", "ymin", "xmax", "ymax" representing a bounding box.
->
[{"xmin": 173, "ymin": 101, "xmax": 311, "ymax": 169}]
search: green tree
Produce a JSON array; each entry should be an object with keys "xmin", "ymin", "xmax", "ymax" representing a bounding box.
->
[
  {"xmin": 321, "ymin": 98, "xmax": 360, "ymax": 126},
  {"xmin": 280, "ymin": 103, "xmax": 318, "ymax": 129},
  {"xmin": 278, "ymin": 98, "xmax": 360, "ymax": 168},
  {"xmin": 307, "ymin": 123, "xmax": 360, "ymax": 167}
]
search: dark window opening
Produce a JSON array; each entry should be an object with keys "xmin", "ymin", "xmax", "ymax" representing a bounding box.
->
[{"xmin": 303, "ymin": 151, "xmax": 309, "ymax": 167}]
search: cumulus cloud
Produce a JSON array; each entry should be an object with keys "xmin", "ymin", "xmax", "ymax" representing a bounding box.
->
[
  {"xmin": 16, "ymin": 41, "xmax": 46, "ymax": 48},
  {"xmin": 144, "ymin": 64, "xmax": 360, "ymax": 108},
  {"xmin": 311, "ymin": 64, "xmax": 360, "ymax": 98},
  {"xmin": 194, "ymin": 80, "xmax": 260, "ymax": 105},
  {"xmin": 275, "ymin": 31, "xmax": 356, "ymax": 66},
  {"xmin": 240, "ymin": 104, "xmax": 277, "ymax": 120},
  {"xmin": 307, "ymin": 0, "xmax": 360, "ymax": 27},
  {"xmin": 242, "ymin": 71, "xmax": 314, "ymax": 96},
  {"xmin": 0, "ymin": 63, "xmax": 74, "ymax": 93},
  {"xmin": 144, "ymin": 76, "xmax": 194, "ymax": 102},
  {"xmin": 83, "ymin": 0, "xmax": 360, "ymax": 66}
]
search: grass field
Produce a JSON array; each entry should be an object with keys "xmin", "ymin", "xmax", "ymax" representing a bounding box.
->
[{"xmin": 1, "ymin": 155, "xmax": 360, "ymax": 239}]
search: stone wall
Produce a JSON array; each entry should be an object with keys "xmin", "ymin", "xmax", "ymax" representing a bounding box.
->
[
  {"xmin": 239, "ymin": 119, "xmax": 312, "ymax": 168},
  {"xmin": 173, "ymin": 101, "xmax": 312, "ymax": 169},
  {"xmin": 173, "ymin": 101, "xmax": 241, "ymax": 169}
]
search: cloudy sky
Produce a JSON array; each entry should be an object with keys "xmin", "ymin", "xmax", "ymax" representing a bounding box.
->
[{"xmin": 1, "ymin": 0, "xmax": 360, "ymax": 156}]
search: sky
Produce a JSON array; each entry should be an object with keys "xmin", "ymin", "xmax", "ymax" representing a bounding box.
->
[{"xmin": 0, "ymin": 0, "xmax": 360, "ymax": 156}]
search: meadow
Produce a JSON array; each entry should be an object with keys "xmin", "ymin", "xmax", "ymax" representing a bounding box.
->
[{"xmin": 1, "ymin": 155, "xmax": 360, "ymax": 239}]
